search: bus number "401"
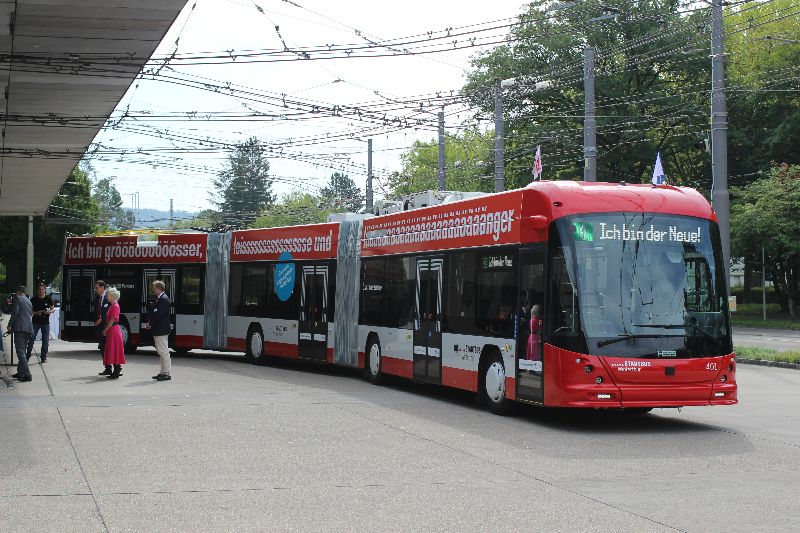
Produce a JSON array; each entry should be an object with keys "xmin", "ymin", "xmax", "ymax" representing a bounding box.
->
[{"xmin": 705, "ymin": 362, "xmax": 718, "ymax": 371}]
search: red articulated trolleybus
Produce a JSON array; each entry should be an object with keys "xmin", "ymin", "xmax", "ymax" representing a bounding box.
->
[{"xmin": 61, "ymin": 181, "xmax": 737, "ymax": 414}]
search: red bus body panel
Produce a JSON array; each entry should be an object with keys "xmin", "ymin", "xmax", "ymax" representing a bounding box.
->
[
  {"xmin": 543, "ymin": 345, "xmax": 737, "ymax": 408},
  {"xmin": 230, "ymin": 223, "xmax": 339, "ymax": 262},
  {"xmin": 64, "ymin": 233, "xmax": 207, "ymax": 265}
]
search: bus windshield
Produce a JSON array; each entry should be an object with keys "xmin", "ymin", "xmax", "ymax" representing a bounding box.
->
[{"xmin": 549, "ymin": 213, "xmax": 732, "ymax": 358}]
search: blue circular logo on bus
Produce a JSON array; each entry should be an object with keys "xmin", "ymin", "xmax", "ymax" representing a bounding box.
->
[{"xmin": 275, "ymin": 251, "xmax": 295, "ymax": 302}]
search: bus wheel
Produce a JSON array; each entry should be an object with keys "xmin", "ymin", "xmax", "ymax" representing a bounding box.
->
[
  {"xmin": 363, "ymin": 336, "xmax": 384, "ymax": 385},
  {"xmin": 120, "ymin": 319, "xmax": 137, "ymax": 354},
  {"xmin": 245, "ymin": 325, "xmax": 265, "ymax": 364},
  {"xmin": 174, "ymin": 347, "xmax": 192, "ymax": 355},
  {"xmin": 481, "ymin": 353, "xmax": 510, "ymax": 415}
]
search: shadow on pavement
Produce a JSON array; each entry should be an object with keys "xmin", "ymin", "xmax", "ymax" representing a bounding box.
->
[{"xmin": 49, "ymin": 342, "xmax": 753, "ymax": 459}]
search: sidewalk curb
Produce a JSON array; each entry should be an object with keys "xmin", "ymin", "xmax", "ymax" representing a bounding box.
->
[{"xmin": 737, "ymin": 358, "xmax": 800, "ymax": 370}]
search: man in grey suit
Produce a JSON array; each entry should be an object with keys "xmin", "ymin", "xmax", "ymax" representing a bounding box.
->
[{"xmin": 7, "ymin": 286, "xmax": 34, "ymax": 382}]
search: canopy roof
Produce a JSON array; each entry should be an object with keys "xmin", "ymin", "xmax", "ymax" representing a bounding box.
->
[{"xmin": 0, "ymin": 0, "xmax": 187, "ymax": 215}]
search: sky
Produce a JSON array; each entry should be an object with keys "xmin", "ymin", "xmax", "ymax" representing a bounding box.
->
[{"xmin": 90, "ymin": 0, "xmax": 530, "ymax": 218}]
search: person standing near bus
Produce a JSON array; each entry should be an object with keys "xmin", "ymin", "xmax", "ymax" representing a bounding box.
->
[
  {"xmin": 27, "ymin": 282, "xmax": 54, "ymax": 363},
  {"xmin": 144, "ymin": 280, "xmax": 172, "ymax": 381},
  {"xmin": 95, "ymin": 280, "xmax": 113, "ymax": 376},
  {"xmin": 527, "ymin": 304, "xmax": 543, "ymax": 361},
  {"xmin": 101, "ymin": 287, "xmax": 126, "ymax": 380},
  {"xmin": 8, "ymin": 286, "xmax": 34, "ymax": 382}
]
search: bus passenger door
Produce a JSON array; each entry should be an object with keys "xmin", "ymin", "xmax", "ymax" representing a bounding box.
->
[
  {"xmin": 64, "ymin": 269, "xmax": 96, "ymax": 341},
  {"xmin": 142, "ymin": 269, "xmax": 176, "ymax": 346},
  {"xmin": 516, "ymin": 247, "xmax": 546, "ymax": 403},
  {"xmin": 414, "ymin": 257, "xmax": 443, "ymax": 384},
  {"xmin": 299, "ymin": 265, "xmax": 328, "ymax": 361}
]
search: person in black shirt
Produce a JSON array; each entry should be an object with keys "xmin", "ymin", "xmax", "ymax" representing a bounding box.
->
[{"xmin": 27, "ymin": 282, "xmax": 54, "ymax": 363}]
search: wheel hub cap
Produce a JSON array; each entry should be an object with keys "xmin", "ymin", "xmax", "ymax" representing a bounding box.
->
[
  {"xmin": 485, "ymin": 362, "xmax": 506, "ymax": 403},
  {"xmin": 250, "ymin": 333, "xmax": 263, "ymax": 358},
  {"xmin": 369, "ymin": 344, "xmax": 380, "ymax": 375}
]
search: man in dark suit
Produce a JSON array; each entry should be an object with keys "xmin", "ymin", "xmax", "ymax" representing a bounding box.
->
[
  {"xmin": 8, "ymin": 286, "xmax": 34, "ymax": 382},
  {"xmin": 94, "ymin": 280, "xmax": 112, "ymax": 375},
  {"xmin": 144, "ymin": 280, "xmax": 172, "ymax": 381}
]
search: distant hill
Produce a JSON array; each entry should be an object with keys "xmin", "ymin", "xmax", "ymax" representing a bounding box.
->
[{"xmin": 133, "ymin": 208, "xmax": 197, "ymax": 229}]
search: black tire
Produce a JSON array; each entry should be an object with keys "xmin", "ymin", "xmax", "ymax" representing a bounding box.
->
[
  {"xmin": 480, "ymin": 352, "xmax": 511, "ymax": 415},
  {"xmin": 174, "ymin": 347, "xmax": 192, "ymax": 355},
  {"xmin": 244, "ymin": 324, "xmax": 265, "ymax": 364},
  {"xmin": 119, "ymin": 318, "xmax": 138, "ymax": 354},
  {"xmin": 363, "ymin": 335, "xmax": 384, "ymax": 385}
]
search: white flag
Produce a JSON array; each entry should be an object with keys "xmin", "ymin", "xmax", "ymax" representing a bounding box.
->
[
  {"xmin": 652, "ymin": 152, "xmax": 666, "ymax": 185},
  {"xmin": 532, "ymin": 145, "xmax": 543, "ymax": 181}
]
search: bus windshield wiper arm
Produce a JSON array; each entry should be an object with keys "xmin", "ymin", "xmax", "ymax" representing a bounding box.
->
[
  {"xmin": 633, "ymin": 323, "xmax": 721, "ymax": 345},
  {"xmin": 597, "ymin": 333, "xmax": 677, "ymax": 348}
]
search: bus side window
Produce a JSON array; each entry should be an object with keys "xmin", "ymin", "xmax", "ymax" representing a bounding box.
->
[
  {"xmin": 476, "ymin": 253, "xmax": 515, "ymax": 338},
  {"xmin": 548, "ymin": 246, "xmax": 579, "ymax": 336},
  {"xmin": 445, "ymin": 252, "xmax": 477, "ymax": 335}
]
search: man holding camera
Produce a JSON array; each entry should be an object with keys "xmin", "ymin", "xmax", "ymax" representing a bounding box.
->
[{"xmin": 27, "ymin": 282, "xmax": 54, "ymax": 363}]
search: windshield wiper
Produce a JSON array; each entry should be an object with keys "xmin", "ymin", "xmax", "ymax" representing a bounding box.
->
[
  {"xmin": 597, "ymin": 333, "xmax": 680, "ymax": 348},
  {"xmin": 633, "ymin": 323, "xmax": 722, "ymax": 346}
]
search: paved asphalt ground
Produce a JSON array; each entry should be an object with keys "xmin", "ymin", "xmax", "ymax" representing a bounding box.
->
[
  {"xmin": 733, "ymin": 326, "xmax": 800, "ymax": 352},
  {"xmin": 1, "ymin": 339, "xmax": 799, "ymax": 533}
]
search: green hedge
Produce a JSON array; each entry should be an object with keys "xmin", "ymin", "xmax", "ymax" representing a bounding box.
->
[{"xmin": 730, "ymin": 286, "xmax": 781, "ymax": 305}]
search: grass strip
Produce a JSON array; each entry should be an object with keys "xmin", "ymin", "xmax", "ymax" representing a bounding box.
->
[{"xmin": 735, "ymin": 346, "xmax": 800, "ymax": 364}]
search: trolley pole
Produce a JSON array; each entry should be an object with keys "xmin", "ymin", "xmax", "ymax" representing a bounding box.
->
[
  {"xmin": 437, "ymin": 111, "xmax": 446, "ymax": 191},
  {"xmin": 583, "ymin": 46, "xmax": 597, "ymax": 182},
  {"xmin": 169, "ymin": 199, "xmax": 174, "ymax": 228},
  {"xmin": 494, "ymin": 79, "xmax": 504, "ymax": 192},
  {"xmin": 26, "ymin": 215, "xmax": 34, "ymax": 291},
  {"xmin": 711, "ymin": 0, "xmax": 731, "ymax": 290},
  {"xmin": 365, "ymin": 138, "xmax": 374, "ymax": 213}
]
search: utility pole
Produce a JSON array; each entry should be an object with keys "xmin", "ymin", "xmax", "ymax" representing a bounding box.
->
[
  {"xmin": 583, "ymin": 46, "xmax": 597, "ymax": 182},
  {"xmin": 366, "ymin": 138, "xmax": 373, "ymax": 213},
  {"xmin": 26, "ymin": 216, "xmax": 34, "ymax": 291},
  {"xmin": 762, "ymin": 246, "xmax": 767, "ymax": 321},
  {"xmin": 169, "ymin": 199, "xmax": 174, "ymax": 228},
  {"xmin": 437, "ymin": 111, "xmax": 446, "ymax": 191},
  {"xmin": 494, "ymin": 79, "xmax": 504, "ymax": 193},
  {"xmin": 711, "ymin": 0, "xmax": 731, "ymax": 291}
]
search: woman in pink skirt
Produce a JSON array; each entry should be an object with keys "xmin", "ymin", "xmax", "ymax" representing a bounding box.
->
[{"xmin": 102, "ymin": 287, "xmax": 126, "ymax": 379}]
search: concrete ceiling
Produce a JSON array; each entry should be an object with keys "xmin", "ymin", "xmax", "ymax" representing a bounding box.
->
[{"xmin": 0, "ymin": 0, "xmax": 188, "ymax": 216}]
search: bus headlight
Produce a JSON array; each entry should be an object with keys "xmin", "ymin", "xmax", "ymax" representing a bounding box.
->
[
  {"xmin": 584, "ymin": 365, "xmax": 593, "ymax": 374},
  {"xmin": 595, "ymin": 376, "xmax": 603, "ymax": 384},
  {"xmin": 720, "ymin": 375, "xmax": 727, "ymax": 383}
]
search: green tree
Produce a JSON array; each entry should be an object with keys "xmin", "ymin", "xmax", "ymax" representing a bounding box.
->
[
  {"xmin": 726, "ymin": 0, "xmax": 800, "ymax": 187},
  {"xmin": 462, "ymin": 0, "xmax": 712, "ymax": 188},
  {"xmin": 319, "ymin": 172, "xmax": 364, "ymax": 212},
  {"xmin": 212, "ymin": 136, "xmax": 274, "ymax": 227},
  {"xmin": 254, "ymin": 191, "xmax": 330, "ymax": 228},
  {"xmin": 174, "ymin": 209, "xmax": 222, "ymax": 230},
  {"xmin": 92, "ymin": 177, "xmax": 135, "ymax": 230},
  {"xmin": 0, "ymin": 165, "xmax": 98, "ymax": 287},
  {"xmin": 731, "ymin": 163, "xmax": 800, "ymax": 318},
  {"xmin": 387, "ymin": 127, "xmax": 495, "ymax": 196}
]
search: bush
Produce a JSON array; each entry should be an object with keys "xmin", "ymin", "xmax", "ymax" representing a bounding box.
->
[{"xmin": 730, "ymin": 285, "xmax": 781, "ymax": 305}]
